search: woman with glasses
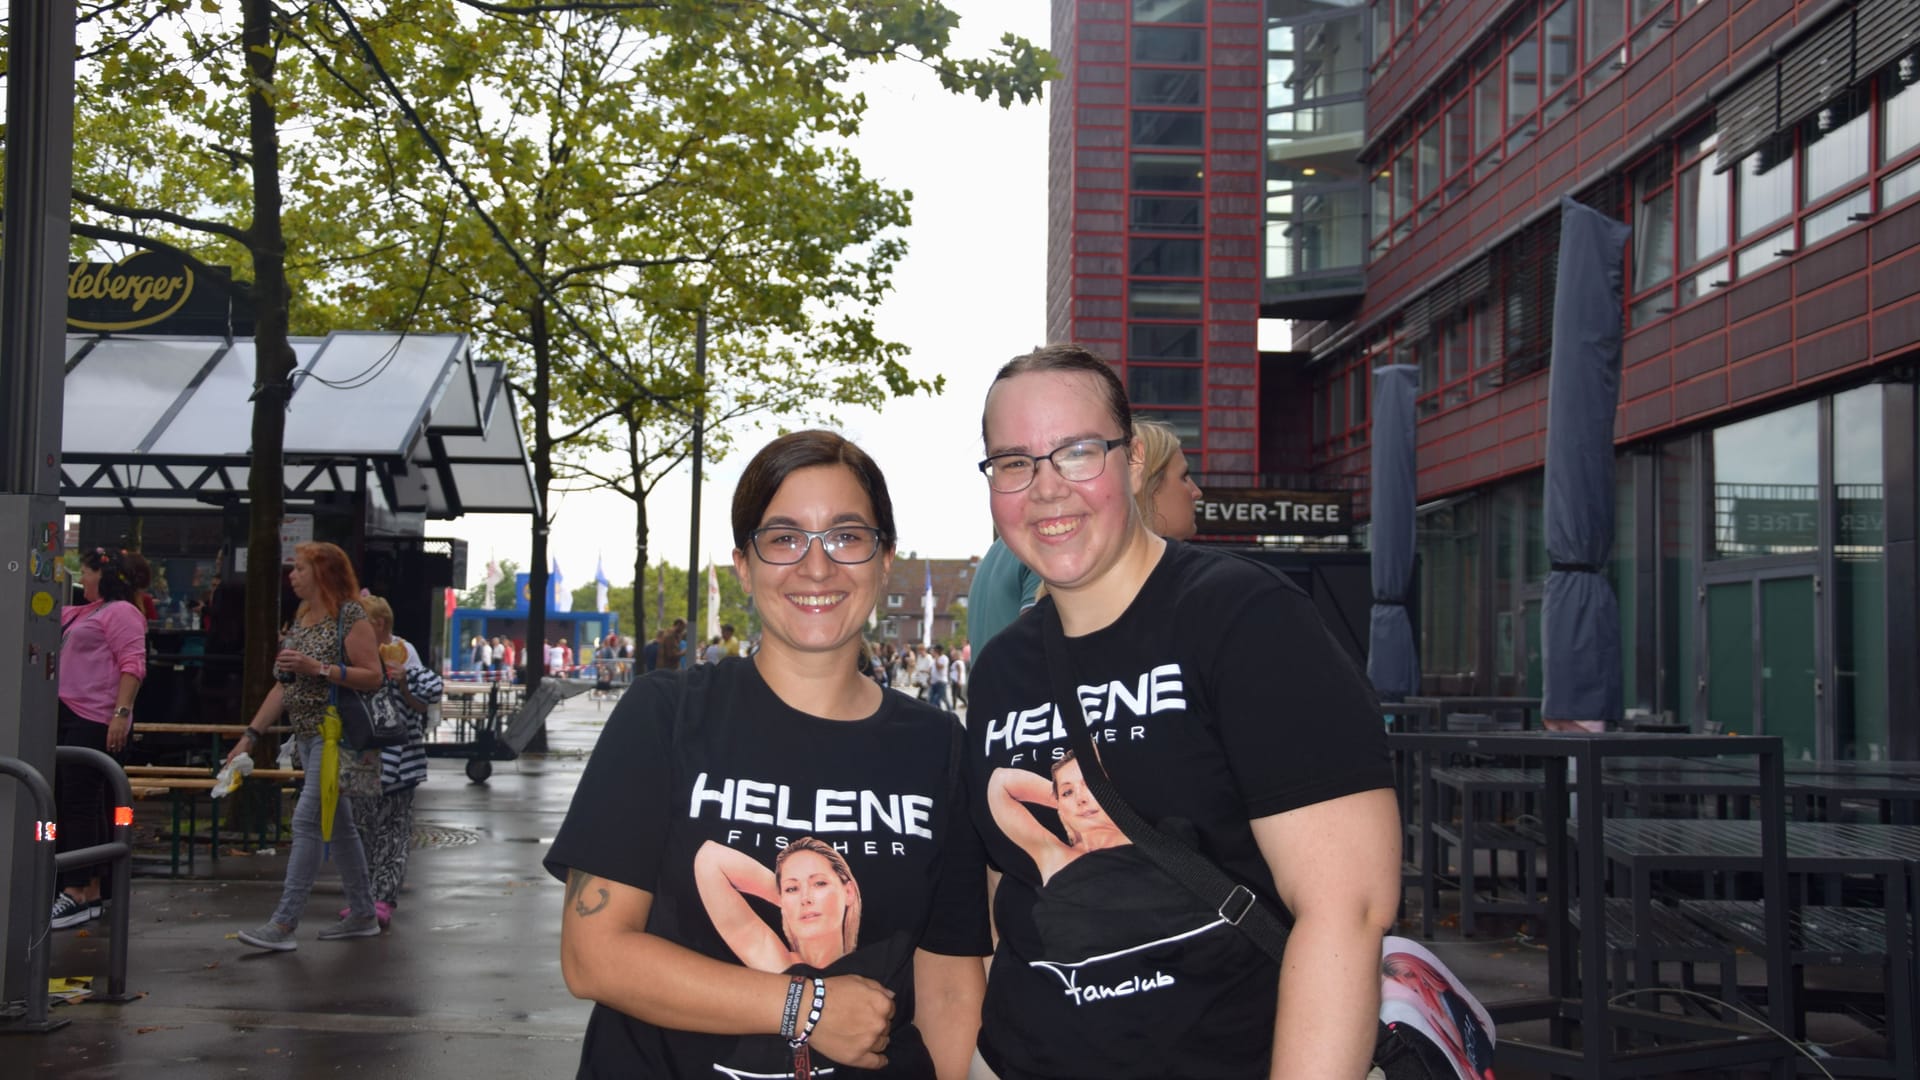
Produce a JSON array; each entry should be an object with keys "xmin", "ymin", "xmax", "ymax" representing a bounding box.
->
[
  {"xmin": 966, "ymin": 345, "xmax": 1399, "ymax": 1079},
  {"xmin": 546, "ymin": 430, "xmax": 989, "ymax": 1080}
]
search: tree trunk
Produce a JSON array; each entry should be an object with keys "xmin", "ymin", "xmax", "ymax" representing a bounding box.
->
[
  {"xmin": 629, "ymin": 407, "xmax": 648, "ymax": 643},
  {"xmin": 523, "ymin": 292, "xmax": 550, "ymax": 751},
  {"xmin": 240, "ymin": 0, "xmax": 291, "ymax": 734}
]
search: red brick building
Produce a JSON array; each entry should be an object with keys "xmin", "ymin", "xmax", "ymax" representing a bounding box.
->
[{"xmin": 1047, "ymin": 0, "xmax": 1918, "ymax": 758}]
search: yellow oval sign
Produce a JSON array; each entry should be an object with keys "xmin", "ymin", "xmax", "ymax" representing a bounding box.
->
[
  {"xmin": 31, "ymin": 591, "xmax": 54, "ymax": 617},
  {"xmin": 67, "ymin": 251, "xmax": 196, "ymax": 332}
]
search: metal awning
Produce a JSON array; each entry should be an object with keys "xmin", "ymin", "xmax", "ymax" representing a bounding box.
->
[{"xmin": 59, "ymin": 331, "xmax": 538, "ymax": 518}]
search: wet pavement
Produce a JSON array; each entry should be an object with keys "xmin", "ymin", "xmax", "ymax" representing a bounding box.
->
[{"xmin": 11, "ymin": 695, "xmax": 1881, "ymax": 1078}]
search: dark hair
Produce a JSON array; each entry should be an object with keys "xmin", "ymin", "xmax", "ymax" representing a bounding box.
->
[
  {"xmin": 981, "ymin": 343, "xmax": 1132, "ymax": 449},
  {"xmin": 82, "ymin": 547, "xmax": 137, "ymax": 604},
  {"xmin": 731, "ymin": 430, "xmax": 898, "ymax": 553}
]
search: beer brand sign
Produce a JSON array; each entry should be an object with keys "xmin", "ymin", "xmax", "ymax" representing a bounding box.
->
[{"xmin": 67, "ymin": 251, "xmax": 250, "ymax": 336}]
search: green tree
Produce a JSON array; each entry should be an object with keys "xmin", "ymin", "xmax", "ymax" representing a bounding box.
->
[
  {"xmin": 944, "ymin": 599, "xmax": 969, "ymax": 653},
  {"xmin": 290, "ymin": 4, "xmax": 1051, "ymax": 680}
]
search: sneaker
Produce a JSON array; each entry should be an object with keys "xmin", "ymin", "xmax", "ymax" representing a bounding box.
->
[
  {"xmin": 373, "ymin": 901, "xmax": 393, "ymax": 931},
  {"xmin": 237, "ymin": 922, "xmax": 298, "ymax": 952},
  {"xmin": 317, "ymin": 913, "xmax": 381, "ymax": 940},
  {"xmin": 50, "ymin": 893, "xmax": 98, "ymax": 930}
]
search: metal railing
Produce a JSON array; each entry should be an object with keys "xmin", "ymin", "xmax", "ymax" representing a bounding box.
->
[{"xmin": 0, "ymin": 745, "xmax": 136, "ymax": 1034}]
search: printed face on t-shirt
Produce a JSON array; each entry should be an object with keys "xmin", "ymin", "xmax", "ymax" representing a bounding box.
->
[
  {"xmin": 731, "ymin": 464, "xmax": 892, "ymax": 660},
  {"xmin": 779, "ymin": 848, "xmax": 852, "ymax": 954},
  {"xmin": 1051, "ymin": 756, "xmax": 1121, "ymax": 847},
  {"xmin": 982, "ymin": 370, "xmax": 1144, "ymax": 601}
]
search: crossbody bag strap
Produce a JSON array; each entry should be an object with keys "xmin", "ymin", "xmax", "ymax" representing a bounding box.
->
[{"xmin": 1038, "ymin": 600, "xmax": 1291, "ymax": 963}]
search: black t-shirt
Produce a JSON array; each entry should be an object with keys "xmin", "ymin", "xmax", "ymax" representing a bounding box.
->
[
  {"xmin": 544, "ymin": 658, "xmax": 990, "ymax": 1079},
  {"xmin": 965, "ymin": 541, "xmax": 1391, "ymax": 1079}
]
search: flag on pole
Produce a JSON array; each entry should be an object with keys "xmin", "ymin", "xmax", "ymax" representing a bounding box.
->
[
  {"xmin": 552, "ymin": 556, "xmax": 571, "ymax": 612},
  {"xmin": 594, "ymin": 555, "xmax": 611, "ymax": 614},
  {"xmin": 921, "ymin": 560, "xmax": 935, "ymax": 647},
  {"xmin": 483, "ymin": 555, "xmax": 503, "ymax": 608},
  {"xmin": 706, "ymin": 561, "xmax": 722, "ymax": 645}
]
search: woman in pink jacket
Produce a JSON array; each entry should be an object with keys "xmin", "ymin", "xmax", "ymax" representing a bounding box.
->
[{"xmin": 52, "ymin": 547, "xmax": 148, "ymax": 929}]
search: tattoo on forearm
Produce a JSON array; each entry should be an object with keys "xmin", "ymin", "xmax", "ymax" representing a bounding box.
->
[{"xmin": 566, "ymin": 870, "xmax": 609, "ymax": 917}]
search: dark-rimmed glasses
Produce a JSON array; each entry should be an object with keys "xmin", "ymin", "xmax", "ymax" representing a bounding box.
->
[
  {"xmin": 748, "ymin": 525, "xmax": 886, "ymax": 565},
  {"xmin": 977, "ymin": 437, "xmax": 1129, "ymax": 494}
]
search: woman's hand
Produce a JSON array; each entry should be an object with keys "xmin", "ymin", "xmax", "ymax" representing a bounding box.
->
[
  {"xmin": 806, "ymin": 974, "xmax": 895, "ymax": 1071},
  {"xmin": 277, "ymin": 648, "xmax": 319, "ymax": 676},
  {"xmin": 106, "ymin": 712, "xmax": 132, "ymax": 754}
]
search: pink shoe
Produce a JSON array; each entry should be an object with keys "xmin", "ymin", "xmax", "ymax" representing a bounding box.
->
[{"xmin": 374, "ymin": 901, "xmax": 393, "ymax": 930}]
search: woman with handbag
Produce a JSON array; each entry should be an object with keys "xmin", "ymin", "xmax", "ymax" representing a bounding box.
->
[
  {"xmin": 966, "ymin": 345, "xmax": 1402, "ymax": 1079},
  {"xmin": 51, "ymin": 547, "xmax": 148, "ymax": 930},
  {"xmin": 342, "ymin": 594, "xmax": 442, "ymax": 931},
  {"xmin": 224, "ymin": 541, "xmax": 385, "ymax": 951},
  {"xmin": 544, "ymin": 430, "xmax": 989, "ymax": 1079}
]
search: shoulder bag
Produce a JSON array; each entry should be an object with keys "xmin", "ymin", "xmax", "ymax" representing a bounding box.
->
[
  {"xmin": 331, "ymin": 608, "xmax": 409, "ymax": 751},
  {"xmin": 1038, "ymin": 601, "xmax": 1494, "ymax": 1080}
]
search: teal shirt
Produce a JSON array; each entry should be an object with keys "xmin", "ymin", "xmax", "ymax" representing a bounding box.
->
[{"xmin": 966, "ymin": 538, "xmax": 1040, "ymax": 659}]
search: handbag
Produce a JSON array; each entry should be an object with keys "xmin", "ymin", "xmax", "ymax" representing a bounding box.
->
[
  {"xmin": 332, "ymin": 609, "xmax": 409, "ymax": 751},
  {"xmin": 1038, "ymin": 602, "xmax": 1494, "ymax": 1080}
]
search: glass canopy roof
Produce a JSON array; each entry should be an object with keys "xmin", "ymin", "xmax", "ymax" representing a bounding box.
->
[{"xmin": 60, "ymin": 332, "xmax": 537, "ymax": 518}]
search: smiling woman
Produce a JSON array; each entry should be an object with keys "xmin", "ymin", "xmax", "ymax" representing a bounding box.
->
[{"xmin": 544, "ymin": 430, "xmax": 990, "ymax": 1080}]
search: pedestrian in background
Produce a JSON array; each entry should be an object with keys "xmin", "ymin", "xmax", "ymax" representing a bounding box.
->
[
  {"xmin": 347, "ymin": 595, "xmax": 443, "ymax": 931},
  {"xmin": 226, "ymin": 541, "xmax": 385, "ymax": 951},
  {"xmin": 51, "ymin": 547, "xmax": 147, "ymax": 929}
]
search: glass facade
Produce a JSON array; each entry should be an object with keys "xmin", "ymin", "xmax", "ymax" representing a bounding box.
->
[
  {"xmin": 1265, "ymin": 0, "xmax": 1370, "ymax": 315},
  {"xmin": 1834, "ymin": 386, "xmax": 1887, "ymax": 760}
]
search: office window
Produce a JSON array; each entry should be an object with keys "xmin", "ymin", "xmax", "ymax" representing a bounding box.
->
[
  {"xmin": 1631, "ymin": 156, "xmax": 1675, "ymax": 297},
  {"xmin": 1130, "ymin": 237, "xmax": 1203, "ymax": 276},
  {"xmin": 1586, "ymin": 0, "xmax": 1626, "ymax": 64},
  {"xmin": 1134, "ymin": 69, "xmax": 1204, "ymax": 105},
  {"xmin": 1736, "ymin": 137, "xmax": 1794, "ymax": 240},
  {"xmin": 1802, "ymin": 91, "xmax": 1870, "ymax": 209},
  {"xmin": 1131, "ymin": 195, "xmax": 1202, "ymax": 231},
  {"xmin": 887, "ymin": 594, "xmax": 904, "ymax": 608},
  {"xmin": 1506, "ymin": 29, "xmax": 1540, "ymax": 147},
  {"xmin": 1134, "ymin": 27, "xmax": 1204, "ymax": 64},
  {"xmin": 1136, "ymin": 407, "xmax": 1201, "ymax": 449},
  {"xmin": 1133, "ymin": 152, "xmax": 1205, "ymax": 191},
  {"xmin": 1129, "ymin": 281, "xmax": 1203, "ymax": 318},
  {"xmin": 1135, "ymin": 0, "xmax": 1205, "ymax": 22},
  {"xmin": 1132, "ymin": 110, "xmax": 1205, "ymax": 147},
  {"xmin": 1541, "ymin": 3, "xmax": 1576, "ymax": 123},
  {"xmin": 1128, "ymin": 365, "xmax": 1203, "ymax": 406},
  {"xmin": 1130, "ymin": 323, "xmax": 1202, "ymax": 360},
  {"xmin": 1886, "ymin": 59, "xmax": 1920, "ymax": 165}
]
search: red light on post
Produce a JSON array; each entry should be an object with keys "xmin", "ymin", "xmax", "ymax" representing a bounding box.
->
[{"xmin": 114, "ymin": 806, "xmax": 134, "ymax": 827}]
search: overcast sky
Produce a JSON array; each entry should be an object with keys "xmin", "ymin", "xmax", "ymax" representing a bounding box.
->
[{"xmin": 447, "ymin": 0, "xmax": 1053, "ymax": 590}]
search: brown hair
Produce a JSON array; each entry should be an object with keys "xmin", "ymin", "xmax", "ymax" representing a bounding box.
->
[
  {"xmin": 293, "ymin": 541, "xmax": 361, "ymax": 620},
  {"xmin": 981, "ymin": 343, "xmax": 1132, "ymax": 449},
  {"xmin": 775, "ymin": 837, "xmax": 863, "ymax": 956},
  {"xmin": 81, "ymin": 547, "xmax": 137, "ymax": 604},
  {"xmin": 731, "ymin": 430, "xmax": 897, "ymax": 553}
]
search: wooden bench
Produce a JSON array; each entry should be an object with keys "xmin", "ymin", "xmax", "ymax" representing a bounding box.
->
[{"xmin": 123, "ymin": 761, "xmax": 304, "ymax": 877}]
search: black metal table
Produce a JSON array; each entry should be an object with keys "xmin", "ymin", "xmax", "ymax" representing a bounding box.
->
[
  {"xmin": 1392, "ymin": 731, "xmax": 1796, "ymax": 1079},
  {"xmin": 1593, "ymin": 818, "xmax": 1919, "ymax": 1078}
]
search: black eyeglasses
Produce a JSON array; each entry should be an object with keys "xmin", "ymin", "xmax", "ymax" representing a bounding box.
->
[
  {"xmin": 748, "ymin": 525, "xmax": 886, "ymax": 565},
  {"xmin": 977, "ymin": 437, "xmax": 1129, "ymax": 494}
]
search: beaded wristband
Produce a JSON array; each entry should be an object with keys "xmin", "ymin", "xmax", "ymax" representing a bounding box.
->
[
  {"xmin": 788, "ymin": 976, "xmax": 826, "ymax": 1048},
  {"xmin": 780, "ymin": 975, "xmax": 806, "ymax": 1040}
]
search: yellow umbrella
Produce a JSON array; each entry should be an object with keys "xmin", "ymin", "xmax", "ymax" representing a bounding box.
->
[{"xmin": 319, "ymin": 709, "xmax": 342, "ymax": 842}]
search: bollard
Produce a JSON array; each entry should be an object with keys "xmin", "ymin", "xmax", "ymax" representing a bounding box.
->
[{"xmin": 0, "ymin": 754, "xmax": 66, "ymax": 1033}]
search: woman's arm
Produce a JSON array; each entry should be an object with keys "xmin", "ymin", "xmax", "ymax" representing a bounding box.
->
[
  {"xmin": 913, "ymin": 948, "xmax": 986, "ymax": 1080},
  {"xmin": 337, "ymin": 618, "xmax": 383, "ymax": 691},
  {"xmin": 106, "ymin": 672, "xmax": 140, "ymax": 754},
  {"xmin": 226, "ymin": 682, "xmax": 285, "ymax": 765},
  {"xmin": 562, "ymin": 868, "xmax": 896, "ymax": 1069},
  {"xmin": 986, "ymin": 767, "xmax": 1069, "ymax": 879},
  {"xmin": 1255, "ymin": 787, "xmax": 1401, "ymax": 1080},
  {"xmin": 692, "ymin": 840, "xmax": 792, "ymax": 973}
]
